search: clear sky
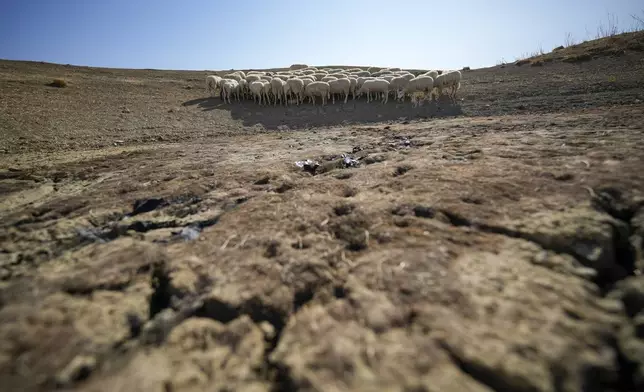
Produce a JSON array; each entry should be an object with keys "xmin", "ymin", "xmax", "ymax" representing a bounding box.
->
[{"xmin": 1, "ymin": 0, "xmax": 642, "ymax": 71}]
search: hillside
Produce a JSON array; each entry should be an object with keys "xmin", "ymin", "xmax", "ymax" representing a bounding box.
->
[{"xmin": 0, "ymin": 32, "xmax": 644, "ymax": 392}]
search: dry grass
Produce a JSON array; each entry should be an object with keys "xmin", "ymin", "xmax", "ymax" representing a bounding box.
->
[
  {"xmin": 504, "ymin": 12, "xmax": 644, "ymax": 67},
  {"xmin": 512, "ymin": 30, "xmax": 644, "ymax": 66},
  {"xmin": 48, "ymin": 78, "xmax": 68, "ymax": 88}
]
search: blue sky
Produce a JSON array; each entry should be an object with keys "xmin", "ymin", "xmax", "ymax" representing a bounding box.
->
[{"xmin": 1, "ymin": 0, "xmax": 642, "ymax": 71}]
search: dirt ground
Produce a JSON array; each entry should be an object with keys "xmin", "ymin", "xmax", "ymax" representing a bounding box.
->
[{"xmin": 1, "ymin": 33, "xmax": 644, "ymax": 392}]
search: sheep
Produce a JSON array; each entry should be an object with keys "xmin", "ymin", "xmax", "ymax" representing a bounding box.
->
[
  {"xmin": 358, "ymin": 79, "xmax": 390, "ymax": 103},
  {"xmin": 270, "ymin": 77, "xmax": 286, "ymax": 106},
  {"xmin": 328, "ymin": 78, "xmax": 352, "ymax": 104},
  {"xmin": 389, "ymin": 76, "xmax": 411, "ymax": 101},
  {"xmin": 403, "ymin": 76, "xmax": 434, "ymax": 102},
  {"xmin": 246, "ymin": 74, "xmax": 263, "ymax": 83},
  {"xmin": 351, "ymin": 70, "xmax": 371, "ymax": 77},
  {"xmin": 224, "ymin": 73, "xmax": 243, "ymax": 82},
  {"xmin": 372, "ymin": 69, "xmax": 391, "ymax": 77},
  {"xmin": 301, "ymin": 78, "xmax": 315, "ymax": 92},
  {"xmin": 221, "ymin": 79, "xmax": 239, "ymax": 104},
  {"xmin": 286, "ymin": 78, "xmax": 305, "ymax": 105},
  {"xmin": 422, "ymin": 70, "xmax": 439, "ymax": 79},
  {"xmin": 202, "ymin": 64, "xmax": 462, "ymax": 107},
  {"xmin": 433, "ymin": 70, "xmax": 461, "ymax": 101},
  {"xmin": 206, "ymin": 75, "xmax": 222, "ymax": 97},
  {"xmin": 238, "ymin": 79, "xmax": 248, "ymax": 100},
  {"xmin": 348, "ymin": 77, "xmax": 357, "ymax": 100},
  {"xmin": 261, "ymin": 81, "xmax": 272, "ymax": 104},
  {"xmin": 356, "ymin": 76, "xmax": 375, "ymax": 93},
  {"xmin": 249, "ymin": 80, "xmax": 265, "ymax": 105},
  {"xmin": 304, "ymin": 81, "xmax": 331, "ymax": 105}
]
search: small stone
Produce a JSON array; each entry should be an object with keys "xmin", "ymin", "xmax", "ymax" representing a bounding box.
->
[
  {"xmin": 56, "ymin": 355, "xmax": 97, "ymax": 386},
  {"xmin": 259, "ymin": 321, "xmax": 276, "ymax": 340},
  {"xmin": 132, "ymin": 197, "xmax": 166, "ymax": 215},
  {"xmin": 633, "ymin": 314, "xmax": 644, "ymax": 338}
]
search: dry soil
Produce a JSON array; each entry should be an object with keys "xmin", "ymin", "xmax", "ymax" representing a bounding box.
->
[{"xmin": 1, "ymin": 33, "xmax": 644, "ymax": 392}]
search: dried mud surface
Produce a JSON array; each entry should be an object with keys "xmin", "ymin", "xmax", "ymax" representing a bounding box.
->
[{"xmin": 1, "ymin": 48, "xmax": 644, "ymax": 392}]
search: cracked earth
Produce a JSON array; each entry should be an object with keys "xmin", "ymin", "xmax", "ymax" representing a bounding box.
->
[{"xmin": 1, "ymin": 45, "xmax": 644, "ymax": 392}]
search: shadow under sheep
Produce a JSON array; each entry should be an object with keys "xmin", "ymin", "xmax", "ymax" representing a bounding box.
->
[{"xmin": 183, "ymin": 95, "xmax": 463, "ymax": 130}]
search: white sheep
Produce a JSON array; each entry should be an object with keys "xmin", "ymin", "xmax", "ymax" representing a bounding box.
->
[
  {"xmin": 313, "ymin": 72, "xmax": 328, "ymax": 81},
  {"xmin": 328, "ymin": 78, "xmax": 352, "ymax": 104},
  {"xmin": 205, "ymin": 75, "xmax": 222, "ymax": 97},
  {"xmin": 422, "ymin": 70, "xmax": 439, "ymax": 79},
  {"xmin": 270, "ymin": 77, "xmax": 286, "ymax": 106},
  {"xmin": 301, "ymin": 78, "xmax": 315, "ymax": 92},
  {"xmin": 359, "ymin": 79, "xmax": 390, "ymax": 103},
  {"xmin": 249, "ymin": 80, "xmax": 265, "ymax": 105},
  {"xmin": 321, "ymin": 76, "xmax": 337, "ymax": 83},
  {"xmin": 351, "ymin": 70, "xmax": 371, "ymax": 77},
  {"xmin": 224, "ymin": 73, "xmax": 243, "ymax": 82},
  {"xmin": 246, "ymin": 74, "xmax": 263, "ymax": 83},
  {"xmin": 286, "ymin": 78, "xmax": 305, "ymax": 105},
  {"xmin": 221, "ymin": 79, "xmax": 239, "ymax": 104},
  {"xmin": 348, "ymin": 77, "xmax": 357, "ymax": 100},
  {"xmin": 389, "ymin": 76, "xmax": 411, "ymax": 101},
  {"xmin": 433, "ymin": 70, "xmax": 461, "ymax": 101},
  {"xmin": 261, "ymin": 81, "xmax": 272, "ymax": 104},
  {"xmin": 403, "ymin": 76, "xmax": 434, "ymax": 101},
  {"xmin": 304, "ymin": 81, "xmax": 331, "ymax": 105}
]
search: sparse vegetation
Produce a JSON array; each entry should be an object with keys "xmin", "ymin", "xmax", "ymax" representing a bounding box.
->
[
  {"xmin": 48, "ymin": 78, "xmax": 68, "ymax": 88},
  {"xmin": 503, "ymin": 12, "xmax": 644, "ymax": 69},
  {"xmin": 564, "ymin": 32, "xmax": 577, "ymax": 47},
  {"xmin": 595, "ymin": 12, "xmax": 621, "ymax": 39}
]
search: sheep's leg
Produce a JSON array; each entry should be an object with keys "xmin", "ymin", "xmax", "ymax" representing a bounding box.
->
[{"xmin": 344, "ymin": 90, "xmax": 348, "ymax": 104}]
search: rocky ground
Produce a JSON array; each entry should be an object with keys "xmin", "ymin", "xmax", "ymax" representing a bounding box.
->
[{"xmin": 1, "ymin": 32, "xmax": 644, "ymax": 392}]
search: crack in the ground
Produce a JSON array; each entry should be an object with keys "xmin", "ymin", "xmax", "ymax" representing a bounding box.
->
[
  {"xmin": 396, "ymin": 187, "xmax": 642, "ymax": 391},
  {"xmin": 438, "ymin": 340, "xmax": 511, "ymax": 392},
  {"xmin": 413, "ymin": 206, "xmax": 637, "ymax": 292},
  {"xmin": 137, "ymin": 263, "xmax": 332, "ymax": 391}
]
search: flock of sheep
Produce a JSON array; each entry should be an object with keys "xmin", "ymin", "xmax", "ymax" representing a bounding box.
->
[{"xmin": 205, "ymin": 66, "xmax": 462, "ymax": 106}]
